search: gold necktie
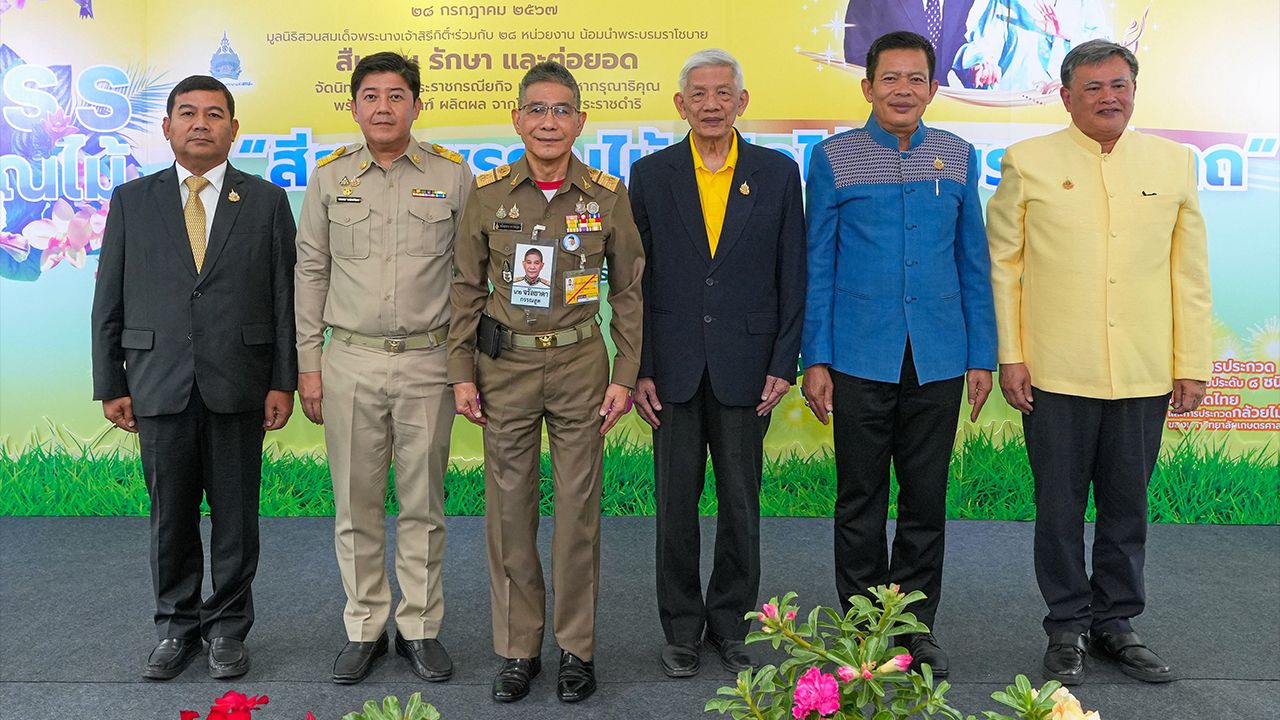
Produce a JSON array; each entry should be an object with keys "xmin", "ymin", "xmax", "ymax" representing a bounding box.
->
[{"xmin": 184, "ymin": 175, "xmax": 210, "ymax": 271}]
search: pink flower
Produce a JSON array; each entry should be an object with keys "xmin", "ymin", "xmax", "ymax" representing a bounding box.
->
[
  {"xmin": 876, "ymin": 653, "xmax": 912, "ymax": 674},
  {"xmin": 180, "ymin": 712, "xmax": 200, "ymax": 720},
  {"xmin": 860, "ymin": 662, "xmax": 874, "ymax": 680},
  {"xmin": 785, "ymin": 610, "xmax": 797, "ymax": 621},
  {"xmin": 837, "ymin": 665, "xmax": 856, "ymax": 683},
  {"xmin": 41, "ymin": 108, "xmax": 79, "ymax": 144},
  {"xmin": 792, "ymin": 666, "xmax": 840, "ymax": 719},
  {"xmin": 762, "ymin": 602, "xmax": 779, "ymax": 620},
  {"xmin": 206, "ymin": 691, "xmax": 268, "ymax": 720},
  {"xmin": 22, "ymin": 198, "xmax": 107, "ymax": 270}
]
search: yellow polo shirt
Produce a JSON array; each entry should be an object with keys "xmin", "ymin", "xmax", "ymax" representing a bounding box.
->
[
  {"xmin": 691, "ymin": 132, "xmax": 738, "ymax": 257},
  {"xmin": 987, "ymin": 123, "xmax": 1212, "ymax": 399}
]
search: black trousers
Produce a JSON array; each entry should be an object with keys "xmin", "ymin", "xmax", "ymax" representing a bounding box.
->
[
  {"xmin": 653, "ymin": 372, "xmax": 770, "ymax": 644},
  {"xmin": 831, "ymin": 345, "xmax": 962, "ymax": 627},
  {"xmin": 1022, "ymin": 387, "xmax": 1169, "ymax": 636},
  {"xmin": 136, "ymin": 384, "xmax": 265, "ymax": 641}
]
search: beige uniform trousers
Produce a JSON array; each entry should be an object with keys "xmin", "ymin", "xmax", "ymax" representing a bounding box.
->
[
  {"xmin": 477, "ymin": 333, "xmax": 608, "ymax": 660},
  {"xmin": 322, "ymin": 339, "xmax": 452, "ymax": 641}
]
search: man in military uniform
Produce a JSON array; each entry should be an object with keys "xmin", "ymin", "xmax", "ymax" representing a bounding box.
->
[
  {"xmin": 295, "ymin": 52, "xmax": 472, "ymax": 685},
  {"xmin": 449, "ymin": 61, "xmax": 644, "ymax": 704}
]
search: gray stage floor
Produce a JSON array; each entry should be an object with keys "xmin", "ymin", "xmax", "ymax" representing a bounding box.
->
[{"xmin": 1, "ymin": 517, "xmax": 1276, "ymax": 719}]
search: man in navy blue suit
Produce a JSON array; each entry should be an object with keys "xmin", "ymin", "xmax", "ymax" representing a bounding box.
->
[
  {"xmin": 844, "ymin": 0, "xmax": 976, "ymax": 84},
  {"xmin": 630, "ymin": 49, "xmax": 806, "ymax": 679},
  {"xmin": 802, "ymin": 31, "xmax": 996, "ymax": 678}
]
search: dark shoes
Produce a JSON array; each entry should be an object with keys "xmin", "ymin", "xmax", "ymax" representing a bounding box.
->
[
  {"xmin": 906, "ymin": 632, "xmax": 949, "ymax": 678},
  {"xmin": 557, "ymin": 650, "xmax": 597, "ymax": 703},
  {"xmin": 395, "ymin": 635, "xmax": 453, "ymax": 682},
  {"xmin": 706, "ymin": 632, "xmax": 752, "ymax": 673},
  {"xmin": 332, "ymin": 631, "xmax": 388, "ymax": 684},
  {"xmin": 207, "ymin": 637, "xmax": 250, "ymax": 679},
  {"xmin": 660, "ymin": 642, "xmax": 702, "ymax": 678},
  {"xmin": 143, "ymin": 637, "xmax": 201, "ymax": 680},
  {"xmin": 1089, "ymin": 631, "xmax": 1173, "ymax": 683},
  {"xmin": 492, "ymin": 656, "xmax": 541, "ymax": 703},
  {"xmin": 1043, "ymin": 631, "xmax": 1088, "ymax": 685}
]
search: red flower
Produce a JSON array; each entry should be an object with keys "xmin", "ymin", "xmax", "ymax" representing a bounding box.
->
[
  {"xmin": 206, "ymin": 691, "xmax": 269, "ymax": 720},
  {"xmin": 180, "ymin": 712, "xmax": 201, "ymax": 720}
]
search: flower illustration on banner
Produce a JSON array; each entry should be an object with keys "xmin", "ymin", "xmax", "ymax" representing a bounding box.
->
[
  {"xmin": 0, "ymin": 203, "xmax": 30, "ymax": 263},
  {"xmin": 22, "ymin": 198, "xmax": 107, "ymax": 271},
  {"xmin": 41, "ymin": 107, "xmax": 80, "ymax": 144}
]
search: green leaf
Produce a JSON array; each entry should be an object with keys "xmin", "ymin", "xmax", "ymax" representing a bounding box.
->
[{"xmin": 382, "ymin": 695, "xmax": 402, "ymax": 718}]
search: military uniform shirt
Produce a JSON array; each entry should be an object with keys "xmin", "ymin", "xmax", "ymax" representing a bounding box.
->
[{"xmin": 295, "ymin": 136, "xmax": 473, "ymax": 372}]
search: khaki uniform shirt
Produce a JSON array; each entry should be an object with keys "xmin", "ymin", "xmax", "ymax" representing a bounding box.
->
[
  {"xmin": 448, "ymin": 155, "xmax": 645, "ymax": 387},
  {"xmin": 295, "ymin": 136, "xmax": 473, "ymax": 372}
]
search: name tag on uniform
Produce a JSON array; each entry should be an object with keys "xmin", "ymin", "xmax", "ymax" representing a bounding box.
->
[
  {"xmin": 563, "ymin": 269, "xmax": 600, "ymax": 305},
  {"xmin": 494, "ymin": 221, "xmax": 523, "ymax": 232},
  {"xmin": 335, "ymin": 196, "xmax": 362, "ymax": 203},
  {"xmin": 413, "ymin": 188, "xmax": 447, "ymax": 198}
]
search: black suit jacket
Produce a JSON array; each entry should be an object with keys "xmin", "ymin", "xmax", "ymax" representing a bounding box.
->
[
  {"xmin": 91, "ymin": 163, "xmax": 297, "ymax": 417},
  {"xmin": 844, "ymin": 0, "xmax": 975, "ymax": 81},
  {"xmin": 630, "ymin": 132, "xmax": 805, "ymax": 407}
]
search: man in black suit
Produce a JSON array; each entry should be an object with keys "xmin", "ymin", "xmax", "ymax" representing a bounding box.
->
[
  {"xmin": 91, "ymin": 75, "xmax": 297, "ymax": 681},
  {"xmin": 630, "ymin": 49, "xmax": 805, "ymax": 677},
  {"xmin": 844, "ymin": 0, "xmax": 976, "ymax": 84}
]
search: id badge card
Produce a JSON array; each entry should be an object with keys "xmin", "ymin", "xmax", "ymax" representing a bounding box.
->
[
  {"xmin": 563, "ymin": 269, "xmax": 601, "ymax": 306},
  {"xmin": 510, "ymin": 242, "xmax": 554, "ymax": 309}
]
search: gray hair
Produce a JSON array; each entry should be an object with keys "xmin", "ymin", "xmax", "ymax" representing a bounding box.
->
[
  {"xmin": 517, "ymin": 61, "xmax": 581, "ymax": 109},
  {"xmin": 1061, "ymin": 40, "xmax": 1139, "ymax": 87},
  {"xmin": 679, "ymin": 49, "xmax": 745, "ymax": 93}
]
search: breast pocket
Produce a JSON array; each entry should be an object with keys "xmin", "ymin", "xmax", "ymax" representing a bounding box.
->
[
  {"xmin": 489, "ymin": 233, "xmax": 519, "ymax": 288},
  {"xmin": 327, "ymin": 204, "xmax": 371, "ymax": 259},
  {"xmin": 407, "ymin": 201, "xmax": 453, "ymax": 257}
]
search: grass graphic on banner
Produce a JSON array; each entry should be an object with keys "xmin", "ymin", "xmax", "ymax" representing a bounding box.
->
[{"xmin": 1, "ymin": 431, "xmax": 1275, "ymax": 524}]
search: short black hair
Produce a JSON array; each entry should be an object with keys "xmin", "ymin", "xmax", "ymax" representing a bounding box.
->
[
  {"xmin": 524, "ymin": 248, "xmax": 544, "ymax": 261},
  {"xmin": 866, "ymin": 31, "xmax": 938, "ymax": 83},
  {"xmin": 351, "ymin": 52, "xmax": 421, "ymax": 101},
  {"xmin": 166, "ymin": 75, "xmax": 235, "ymax": 118}
]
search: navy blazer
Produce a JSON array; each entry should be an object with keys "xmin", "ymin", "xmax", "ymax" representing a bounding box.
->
[
  {"xmin": 91, "ymin": 163, "xmax": 298, "ymax": 417},
  {"xmin": 844, "ymin": 0, "xmax": 976, "ymax": 83},
  {"xmin": 630, "ymin": 132, "xmax": 806, "ymax": 407}
]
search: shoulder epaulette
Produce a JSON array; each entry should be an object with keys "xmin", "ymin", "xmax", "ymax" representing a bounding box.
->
[
  {"xmin": 587, "ymin": 167, "xmax": 602, "ymax": 181},
  {"xmin": 595, "ymin": 171, "xmax": 620, "ymax": 192},
  {"xmin": 429, "ymin": 142, "xmax": 463, "ymax": 164},
  {"xmin": 477, "ymin": 164, "xmax": 512, "ymax": 188},
  {"xmin": 316, "ymin": 143, "xmax": 358, "ymax": 168}
]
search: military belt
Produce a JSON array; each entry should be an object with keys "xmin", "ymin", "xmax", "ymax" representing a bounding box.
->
[
  {"xmin": 506, "ymin": 318, "xmax": 597, "ymax": 350},
  {"xmin": 332, "ymin": 326, "xmax": 448, "ymax": 353}
]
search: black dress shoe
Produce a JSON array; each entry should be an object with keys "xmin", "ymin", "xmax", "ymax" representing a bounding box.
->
[
  {"xmin": 208, "ymin": 637, "xmax": 250, "ymax": 679},
  {"xmin": 706, "ymin": 632, "xmax": 752, "ymax": 673},
  {"xmin": 395, "ymin": 634, "xmax": 453, "ymax": 682},
  {"xmin": 1088, "ymin": 630, "xmax": 1172, "ymax": 683},
  {"xmin": 660, "ymin": 642, "xmax": 701, "ymax": 678},
  {"xmin": 557, "ymin": 650, "xmax": 596, "ymax": 703},
  {"xmin": 907, "ymin": 633, "xmax": 949, "ymax": 678},
  {"xmin": 143, "ymin": 637, "xmax": 202, "ymax": 680},
  {"xmin": 492, "ymin": 656, "xmax": 541, "ymax": 703},
  {"xmin": 1043, "ymin": 631, "xmax": 1088, "ymax": 685},
  {"xmin": 332, "ymin": 632, "xmax": 388, "ymax": 684}
]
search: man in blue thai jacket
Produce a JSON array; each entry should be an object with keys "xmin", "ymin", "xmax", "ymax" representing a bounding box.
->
[{"xmin": 801, "ymin": 30, "xmax": 997, "ymax": 678}]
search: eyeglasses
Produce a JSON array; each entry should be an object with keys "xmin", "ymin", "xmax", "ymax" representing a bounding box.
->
[{"xmin": 520, "ymin": 103, "xmax": 578, "ymax": 119}]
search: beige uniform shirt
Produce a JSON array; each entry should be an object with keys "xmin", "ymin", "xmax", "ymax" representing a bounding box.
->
[
  {"xmin": 448, "ymin": 155, "xmax": 645, "ymax": 387},
  {"xmin": 295, "ymin": 137, "xmax": 473, "ymax": 372}
]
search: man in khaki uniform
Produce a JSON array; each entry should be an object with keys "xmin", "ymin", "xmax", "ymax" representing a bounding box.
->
[
  {"xmin": 449, "ymin": 61, "xmax": 644, "ymax": 705},
  {"xmin": 295, "ymin": 52, "xmax": 472, "ymax": 685}
]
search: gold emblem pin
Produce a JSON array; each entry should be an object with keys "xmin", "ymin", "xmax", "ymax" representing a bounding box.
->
[
  {"xmin": 411, "ymin": 153, "xmax": 421, "ymax": 164},
  {"xmin": 359, "ymin": 161, "xmax": 369, "ymax": 170},
  {"xmin": 739, "ymin": 181, "xmax": 750, "ymax": 196},
  {"xmin": 496, "ymin": 205, "xmax": 507, "ymax": 219},
  {"xmin": 934, "ymin": 158, "xmax": 945, "ymax": 171},
  {"xmin": 1063, "ymin": 179, "xmax": 1074, "ymax": 190},
  {"xmin": 228, "ymin": 190, "xmax": 240, "ymax": 203},
  {"xmin": 509, "ymin": 204, "xmax": 520, "ymax": 219}
]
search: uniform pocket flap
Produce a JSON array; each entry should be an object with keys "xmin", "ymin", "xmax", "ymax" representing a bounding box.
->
[
  {"xmin": 120, "ymin": 328, "xmax": 153, "ymax": 349},
  {"xmin": 408, "ymin": 202, "xmax": 451, "ymax": 223},
  {"xmin": 328, "ymin": 203, "xmax": 370, "ymax": 226},
  {"xmin": 242, "ymin": 323, "xmax": 274, "ymax": 345},
  {"xmin": 746, "ymin": 311, "xmax": 778, "ymax": 335}
]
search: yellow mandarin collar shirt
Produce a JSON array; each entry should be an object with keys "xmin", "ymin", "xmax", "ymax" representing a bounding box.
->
[
  {"xmin": 691, "ymin": 131, "xmax": 739, "ymax": 257},
  {"xmin": 986, "ymin": 122, "xmax": 1212, "ymax": 399}
]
